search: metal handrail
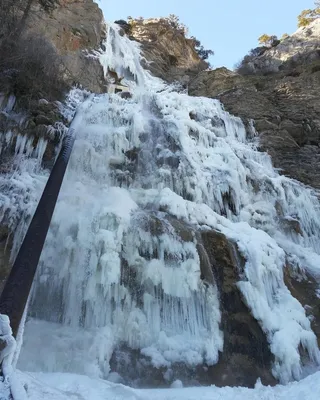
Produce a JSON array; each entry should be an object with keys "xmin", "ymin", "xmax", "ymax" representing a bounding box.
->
[{"xmin": 0, "ymin": 127, "xmax": 76, "ymax": 337}]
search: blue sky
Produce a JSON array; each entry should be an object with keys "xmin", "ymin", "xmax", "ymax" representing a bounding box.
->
[{"xmin": 96, "ymin": 1, "xmax": 316, "ymax": 69}]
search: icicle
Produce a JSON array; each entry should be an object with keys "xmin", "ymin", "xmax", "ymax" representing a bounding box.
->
[
  {"xmin": 4, "ymin": 95, "xmax": 16, "ymax": 113},
  {"xmin": 34, "ymin": 138, "xmax": 48, "ymax": 167},
  {"xmin": 16, "ymin": 22, "xmax": 320, "ymax": 385}
]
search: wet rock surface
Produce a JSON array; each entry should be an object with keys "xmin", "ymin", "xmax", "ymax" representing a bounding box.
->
[{"xmin": 201, "ymin": 230, "xmax": 276, "ymax": 387}]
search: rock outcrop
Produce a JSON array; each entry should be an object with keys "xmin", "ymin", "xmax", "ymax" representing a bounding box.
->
[
  {"xmin": 244, "ymin": 19, "xmax": 320, "ymax": 74},
  {"xmin": 189, "ymin": 19, "xmax": 320, "ymax": 189},
  {"xmin": 26, "ymin": 0, "xmax": 106, "ymax": 93},
  {"xmin": 201, "ymin": 230, "xmax": 276, "ymax": 387},
  {"xmin": 123, "ymin": 18, "xmax": 208, "ymax": 85},
  {"xmin": 0, "ymin": 94, "xmax": 70, "ymax": 285}
]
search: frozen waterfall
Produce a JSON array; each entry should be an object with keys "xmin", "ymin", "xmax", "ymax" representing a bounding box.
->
[{"xmin": 9, "ymin": 24, "xmax": 320, "ymax": 385}]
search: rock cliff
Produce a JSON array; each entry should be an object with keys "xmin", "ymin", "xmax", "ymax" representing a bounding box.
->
[
  {"xmin": 189, "ymin": 19, "xmax": 320, "ymax": 189},
  {"xmin": 243, "ymin": 19, "xmax": 320, "ymax": 74},
  {"xmin": 119, "ymin": 18, "xmax": 209, "ymax": 85},
  {"xmin": 26, "ymin": 0, "xmax": 106, "ymax": 93}
]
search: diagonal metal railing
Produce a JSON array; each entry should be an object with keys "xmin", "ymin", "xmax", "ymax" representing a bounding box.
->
[{"xmin": 0, "ymin": 126, "xmax": 76, "ymax": 338}]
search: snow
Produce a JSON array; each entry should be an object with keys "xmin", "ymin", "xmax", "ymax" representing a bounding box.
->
[{"xmin": 4, "ymin": 369, "xmax": 320, "ymax": 400}]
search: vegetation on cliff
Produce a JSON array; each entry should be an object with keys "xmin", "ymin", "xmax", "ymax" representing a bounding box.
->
[
  {"xmin": 123, "ymin": 15, "xmax": 214, "ymax": 62},
  {"xmin": 0, "ymin": 0, "xmax": 66, "ymax": 106},
  {"xmin": 235, "ymin": 2, "xmax": 320, "ymax": 75},
  {"xmin": 298, "ymin": 7, "xmax": 320, "ymax": 28}
]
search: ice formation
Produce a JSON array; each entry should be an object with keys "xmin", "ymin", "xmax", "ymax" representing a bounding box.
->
[
  {"xmin": 0, "ymin": 97, "xmax": 52, "ymax": 260},
  {"xmin": 0, "ymin": 315, "xmax": 27, "ymax": 400},
  {"xmin": 7, "ymin": 23, "xmax": 320, "ymax": 384}
]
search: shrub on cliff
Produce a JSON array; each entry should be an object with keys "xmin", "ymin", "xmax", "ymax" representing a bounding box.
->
[
  {"xmin": 161, "ymin": 14, "xmax": 214, "ymax": 61},
  {"xmin": 235, "ymin": 46, "xmax": 268, "ymax": 75},
  {"xmin": 38, "ymin": 0, "xmax": 58, "ymax": 11},
  {"xmin": 167, "ymin": 14, "xmax": 189, "ymax": 35},
  {"xmin": 297, "ymin": 8, "xmax": 320, "ymax": 28},
  {"xmin": 258, "ymin": 34, "xmax": 279, "ymax": 47},
  {"xmin": 281, "ymin": 33, "xmax": 290, "ymax": 41},
  {"xmin": 235, "ymin": 33, "xmax": 281, "ymax": 75},
  {"xmin": 0, "ymin": 37, "xmax": 66, "ymax": 105},
  {"xmin": 0, "ymin": 35, "xmax": 67, "ymax": 105},
  {"xmin": 190, "ymin": 37, "xmax": 214, "ymax": 61}
]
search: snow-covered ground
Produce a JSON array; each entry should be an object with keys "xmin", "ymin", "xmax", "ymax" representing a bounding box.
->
[{"xmin": 3, "ymin": 369, "xmax": 320, "ymax": 400}]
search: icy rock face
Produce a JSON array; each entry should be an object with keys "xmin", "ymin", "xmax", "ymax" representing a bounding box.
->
[
  {"xmin": 0, "ymin": 90, "xmax": 81, "ymax": 291},
  {"xmin": 123, "ymin": 17, "xmax": 208, "ymax": 84},
  {"xmin": 0, "ymin": 96, "xmax": 51, "ymax": 289},
  {"xmin": 189, "ymin": 20, "xmax": 320, "ymax": 190},
  {"xmin": 17, "ymin": 24, "xmax": 320, "ymax": 387}
]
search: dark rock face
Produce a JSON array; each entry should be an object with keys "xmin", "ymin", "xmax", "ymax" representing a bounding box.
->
[
  {"xmin": 25, "ymin": 0, "xmax": 106, "ymax": 93},
  {"xmin": 189, "ymin": 61, "xmax": 320, "ymax": 189},
  {"xmin": 201, "ymin": 230, "xmax": 276, "ymax": 387},
  {"xmin": 284, "ymin": 264, "xmax": 320, "ymax": 347}
]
